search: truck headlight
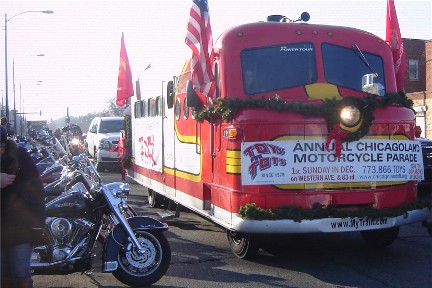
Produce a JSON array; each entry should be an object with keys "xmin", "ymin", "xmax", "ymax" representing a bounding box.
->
[
  {"xmin": 339, "ymin": 105, "xmax": 361, "ymax": 128},
  {"xmin": 98, "ymin": 139, "xmax": 111, "ymax": 150}
]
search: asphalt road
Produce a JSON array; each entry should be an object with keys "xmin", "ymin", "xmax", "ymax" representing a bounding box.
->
[{"xmin": 33, "ymin": 171, "xmax": 432, "ymax": 288}]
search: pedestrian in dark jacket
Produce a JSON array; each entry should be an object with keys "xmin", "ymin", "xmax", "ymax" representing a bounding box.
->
[{"xmin": 1, "ymin": 125, "xmax": 46, "ymax": 288}]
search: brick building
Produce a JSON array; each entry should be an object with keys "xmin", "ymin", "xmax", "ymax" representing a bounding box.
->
[{"xmin": 403, "ymin": 38, "xmax": 432, "ymax": 139}]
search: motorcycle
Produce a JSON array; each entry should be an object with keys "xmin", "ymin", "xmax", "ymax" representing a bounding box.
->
[
  {"xmin": 40, "ymin": 155, "xmax": 70, "ymax": 185},
  {"xmin": 34, "ymin": 137, "xmax": 68, "ymax": 175},
  {"xmin": 43, "ymin": 155, "xmax": 138, "ymax": 239},
  {"xmin": 31, "ymin": 157, "xmax": 171, "ymax": 287},
  {"xmin": 43, "ymin": 155, "xmax": 94, "ymax": 202},
  {"xmin": 68, "ymin": 136, "xmax": 85, "ymax": 156},
  {"xmin": 62, "ymin": 123, "xmax": 85, "ymax": 156}
]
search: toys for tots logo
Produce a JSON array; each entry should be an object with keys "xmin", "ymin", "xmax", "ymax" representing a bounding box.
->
[{"xmin": 243, "ymin": 143, "xmax": 286, "ymax": 180}]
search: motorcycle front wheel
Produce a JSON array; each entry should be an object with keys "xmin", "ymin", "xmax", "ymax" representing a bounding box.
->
[{"xmin": 112, "ymin": 230, "xmax": 171, "ymax": 287}]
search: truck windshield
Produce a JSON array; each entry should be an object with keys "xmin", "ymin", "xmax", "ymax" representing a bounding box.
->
[
  {"xmin": 322, "ymin": 43, "xmax": 386, "ymax": 96},
  {"xmin": 241, "ymin": 42, "xmax": 317, "ymax": 95},
  {"xmin": 99, "ymin": 120, "xmax": 124, "ymax": 133}
]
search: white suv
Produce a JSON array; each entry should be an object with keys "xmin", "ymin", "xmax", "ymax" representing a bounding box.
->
[{"xmin": 86, "ymin": 116, "xmax": 124, "ymax": 171}]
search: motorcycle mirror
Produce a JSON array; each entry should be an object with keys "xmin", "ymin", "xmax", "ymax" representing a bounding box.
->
[{"xmin": 116, "ymin": 183, "xmax": 130, "ymax": 198}]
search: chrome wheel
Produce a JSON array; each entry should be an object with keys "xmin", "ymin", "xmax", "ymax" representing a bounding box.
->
[{"xmin": 112, "ymin": 230, "xmax": 171, "ymax": 287}]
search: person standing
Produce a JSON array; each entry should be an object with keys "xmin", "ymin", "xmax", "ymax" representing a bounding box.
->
[
  {"xmin": 1, "ymin": 117, "xmax": 14, "ymax": 137},
  {"xmin": 1, "ymin": 117, "xmax": 8, "ymax": 127},
  {"xmin": 1, "ymin": 126, "xmax": 46, "ymax": 288}
]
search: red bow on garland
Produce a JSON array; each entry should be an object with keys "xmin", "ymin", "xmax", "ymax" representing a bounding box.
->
[{"xmin": 326, "ymin": 123, "xmax": 348, "ymax": 157}]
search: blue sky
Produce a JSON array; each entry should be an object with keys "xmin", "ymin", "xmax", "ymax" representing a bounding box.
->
[{"xmin": 1, "ymin": 0, "xmax": 430, "ymax": 121}]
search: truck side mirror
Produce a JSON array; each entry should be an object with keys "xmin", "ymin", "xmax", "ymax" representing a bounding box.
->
[
  {"xmin": 186, "ymin": 80, "xmax": 203, "ymax": 108},
  {"xmin": 166, "ymin": 81, "xmax": 174, "ymax": 109}
]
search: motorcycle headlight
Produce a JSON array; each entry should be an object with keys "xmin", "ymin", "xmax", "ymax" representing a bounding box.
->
[
  {"xmin": 70, "ymin": 138, "xmax": 80, "ymax": 146},
  {"xmin": 339, "ymin": 105, "xmax": 361, "ymax": 128},
  {"xmin": 98, "ymin": 139, "xmax": 111, "ymax": 150}
]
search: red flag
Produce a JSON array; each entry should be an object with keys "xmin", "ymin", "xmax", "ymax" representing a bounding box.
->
[
  {"xmin": 116, "ymin": 33, "xmax": 134, "ymax": 106},
  {"xmin": 386, "ymin": 0, "xmax": 406, "ymax": 91},
  {"xmin": 185, "ymin": 0, "xmax": 216, "ymax": 98}
]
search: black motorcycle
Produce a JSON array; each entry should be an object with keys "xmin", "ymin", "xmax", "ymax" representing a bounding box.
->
[
  {"xmin": 43, "ymin": 155, "xmax": 93, "ymax": 202},
  {"xmin": 31, "ymin": 158, "xmax": 171, "ymax": 287},
  {"xmin": 43, "ymin": 155, "xmax": 138, "ymax": 240}
]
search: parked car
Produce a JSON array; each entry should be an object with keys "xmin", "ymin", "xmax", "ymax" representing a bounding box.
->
[
  {"xmin": 417, "ymin": 137, "xmax": 432, "ymax": 197},
  {"xmin": 85, "ymin": 116, "xmax": 124, "ymax": 171}
]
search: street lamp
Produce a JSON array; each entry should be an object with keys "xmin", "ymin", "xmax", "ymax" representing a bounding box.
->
[{"xmin": 4, "ymin": 10, "xmax": 54, "ymax": 123}]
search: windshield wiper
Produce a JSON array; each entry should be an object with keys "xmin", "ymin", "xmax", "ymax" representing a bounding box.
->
[{"xmin": 352, "ymin": 44, "xmax": 378, "ymax": 77}]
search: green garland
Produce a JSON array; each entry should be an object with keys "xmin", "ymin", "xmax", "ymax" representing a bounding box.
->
[
  {"xmin": 193, "ymin": 92, "xmax": 413, "ymax": 143},
  {"xmin": 239, "ymin": 202, "xmax": 432, "ymax": 222}
]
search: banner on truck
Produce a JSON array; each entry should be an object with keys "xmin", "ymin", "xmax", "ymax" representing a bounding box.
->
[{"xmin": 241, "ymin": 139, "xmax": 424, "ymax": 185}]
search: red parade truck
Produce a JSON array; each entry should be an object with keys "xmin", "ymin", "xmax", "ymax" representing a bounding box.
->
[{"xmin": 126, "ymin": 13, "xmax": 430, "ymax": 258}]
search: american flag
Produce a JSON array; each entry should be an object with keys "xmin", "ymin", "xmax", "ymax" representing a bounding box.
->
[{"xmin": 185, "ymin": 0, "xmax": 216, "ymax": 98}]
